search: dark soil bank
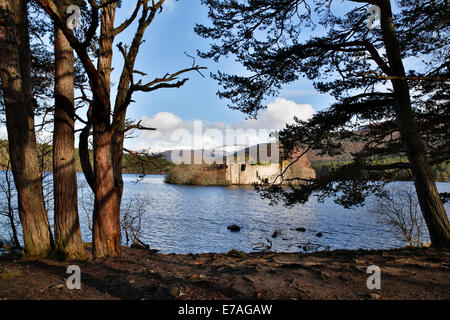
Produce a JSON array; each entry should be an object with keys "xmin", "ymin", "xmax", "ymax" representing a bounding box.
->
[{"xmin": 0, "ymin": 246, "xmax": 449, "ymax": 300}]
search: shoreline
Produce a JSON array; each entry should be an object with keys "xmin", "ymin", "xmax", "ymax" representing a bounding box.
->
[
  {"xmin": 1, "ymin": 246, "xmax": 448, "ymax": 300},
  {"xmin": 2, "ymin": 170, "xmax": 449, "ymax": 182}
]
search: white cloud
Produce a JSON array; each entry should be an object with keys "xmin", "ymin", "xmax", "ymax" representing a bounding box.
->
[
  {"xmin": 126, "ymin": 98, "xmax": 315, "ymax": 152},
  {"xmin": 238, "ymin": 98, "xmax": 315, "ymax": 129},
  {"xmin": 143, "ymin": 112, "xmax": 183, "ymax": 131}
]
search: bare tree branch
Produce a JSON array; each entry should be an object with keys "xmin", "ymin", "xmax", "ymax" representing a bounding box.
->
[{"xmin": 113, "ymin": 0, "xmax": 143, "ymax": 36}]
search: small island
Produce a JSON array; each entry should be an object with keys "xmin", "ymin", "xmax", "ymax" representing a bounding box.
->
[{"xmin": 164, "ymin": 145, "xmax": 316, "ymax": 186}]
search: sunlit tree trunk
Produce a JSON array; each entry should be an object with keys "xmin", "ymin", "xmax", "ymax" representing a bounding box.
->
[
  {"xmin": 91, "ymin": 2, "xmax": 121, "ymax": 258},
  {"xmin": 35, "ymin": 0, "xmax": 194, "ymax": 258},
  {"xmin": 380, "ymin": 0, "xmax": 450, "ymax": 247},
  {"xmin": 53, "ymin": 0, "xmax": 84, "ymax": 259},
  {"xmin": 0, "ymin": 0, "xmax": 51, "ymax": 256}
]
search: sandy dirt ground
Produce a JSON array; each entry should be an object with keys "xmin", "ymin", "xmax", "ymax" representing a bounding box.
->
[{"xmin": 0, "ymin": 246, "xmax": 449, "ymax": 300}]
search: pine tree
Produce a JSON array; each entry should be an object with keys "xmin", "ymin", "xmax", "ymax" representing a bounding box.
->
[
  {"xmin": 0, "ymin": 0, "xmax": 52, "ymax": 256},
  {"xmin": 196, "ymin": 0, "xmax": 450, "ymax": 247}
]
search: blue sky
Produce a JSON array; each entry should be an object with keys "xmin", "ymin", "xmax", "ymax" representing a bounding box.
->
[
  {"xmin": 0, "ymin": 1, "xmax": 424, "ymax": 153},
  {"xmin": 106, "ymin": 0, "xmax": 339, "ymax": 151},
  {"xmin": 113, "ymin": 0, "xmax": 335, "ymax": 120},
  {"xmin": 55, "ymin": 0, "xmax": 410, "ymax": 153},
  {"xmin": 0, "ymin": 1, "xmax": 413, "ymax": 152}
]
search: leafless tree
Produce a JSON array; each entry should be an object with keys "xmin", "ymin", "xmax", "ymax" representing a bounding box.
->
[
  {"xmin": 0, "ymin": 139, "xmax": 21, "ymax": 249},
  {"xmin": 78, "ymin": 181, "xmax": 149, "ymax": 246},
  {"xmin": 120, "ymin": 193, "xmax": 149, "ymax": 246},
  {"xmin": 372, "ymin": 184, "xmax": 425, "ymax": 247}
]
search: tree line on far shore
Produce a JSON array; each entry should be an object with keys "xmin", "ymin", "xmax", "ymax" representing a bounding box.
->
[
  {"xmin": 0, "ymin": 139, "xmax": 174, "ymax": 175},
  {"xmin": 312, "ymin": 159, "xmax": 450, "ymax": 183}
]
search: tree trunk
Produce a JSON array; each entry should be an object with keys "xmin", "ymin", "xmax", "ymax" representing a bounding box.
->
[
  {"xmin": 112, "ymin": 118, "xmax": 125, "ymax": 222},
  {"xmin": 53, "ymin": 0, "xmax": 84, "ymax": 259},
  {"xmin": 92, "ymin": 118, "xmax": 121, "ymax": 258},
  {"xmin": 380, "ymin": 0, "xmax": 450, "ymax": 247},
  {"xmin": 78, "ymin": 106, "xmax": 95, "ymax": 191},
  {"xmin": 111, "ymin": 8, "xmax": 151, "ymax": 222},
  {"xmin": 97, "ymin": 2, "xmax": 116, "ymax": 95},
  {"xmin": 0, "ymin": 0, "xmax": 51, "ymax": 256},
  {"xmin": 91, "ymin": 1, "xmax": 121, "ymax": 258}
]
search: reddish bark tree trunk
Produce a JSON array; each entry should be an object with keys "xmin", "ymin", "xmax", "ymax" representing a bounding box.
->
[
  {"xmin": 92, "ymin": 125, "xmax": 121, "ymax": 258},
  {"xmin": 380, "ymin": 0, "xmax": 450, "ymax": 247},
  {"xmin": 36, "ymin": 0, "xmax": 173, "ymax": 258},
  {"xmin": 91, "ymin": 2, "xmax": 121, "ymax": 258},
  {"xmin": 0, "ymin": 0, "xmax": 51, "ymax": 256},
  {"xmin": 53, "ymin": 0, "xmax": 84, "ymax": 259}
]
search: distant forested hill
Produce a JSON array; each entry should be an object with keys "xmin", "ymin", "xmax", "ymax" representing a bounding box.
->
[
  {"xmin": 303, "ymin": 132, "xmax": 449, "ymax": 182},
  {"xmin": 311, "ymin": 158, "xmax": 450, "ymax": 182},
  {"xmin": 1, "ymin": 139, "xmax": 448, "ymax": 180},
  {"xmin": 0, "ymin": 140, "xmax": 174, "ymax": 175}
]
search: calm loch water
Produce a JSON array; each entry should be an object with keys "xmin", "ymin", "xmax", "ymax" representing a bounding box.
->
[
  {"xmin": 78, "ymin": 175, "xmax": 450, "ymax": 254},
  {"xmin": 2, "ymin": 173, "xmax": 449, "ymax": 254}
]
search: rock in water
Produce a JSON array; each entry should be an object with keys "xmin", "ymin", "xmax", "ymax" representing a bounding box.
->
[
  {"xmin": 316, "ymin": 232, "xmax": 323, "ymax": 237},
  {"xmin": 227, "ymin": 224, "xmax": 241, "ymax": 232},
  {"xmin": 296, "ymin": 227, "xmax": 306, "ymax": 232}
]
